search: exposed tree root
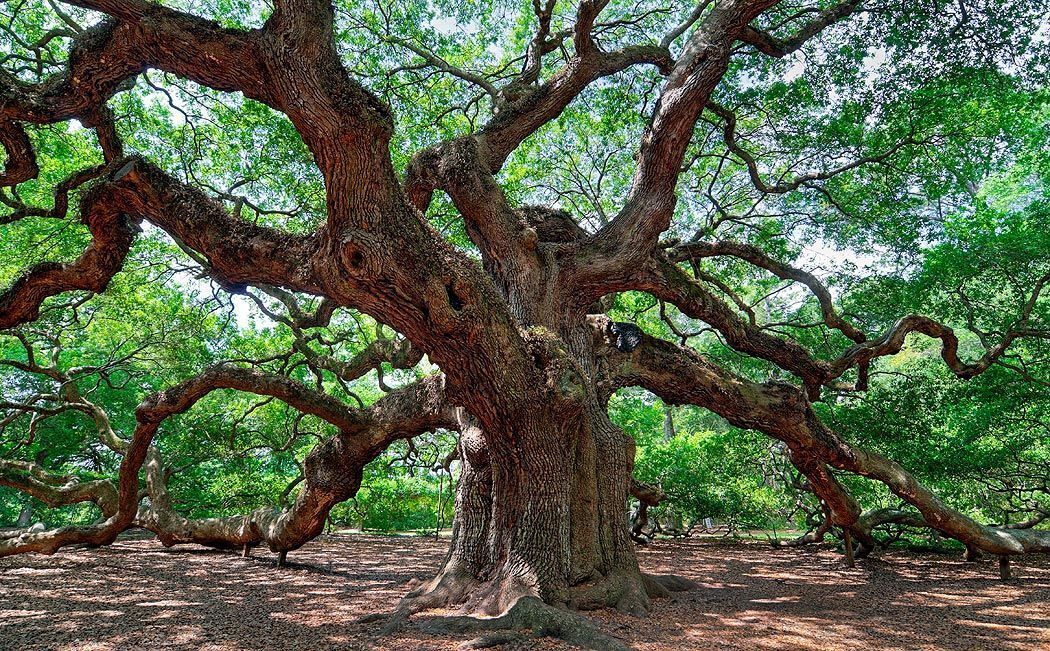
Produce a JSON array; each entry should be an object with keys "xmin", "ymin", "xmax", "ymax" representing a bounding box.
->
[
  {"xmin": 568, "ymin": 569, "xmax": 654, "ymax": 616},
  {"xmin": 416, "ymin": 597, "xmax": 633, "ymax": 651},
  {"xmin": 377, "ymin": 563, "xmax": 697, "ymax": 648},
  {"xmin": 458, "ymin": 629, "xmax": 527, "ymax": 649},
  {"xmin": 643, "ymin": 572, "xmax": 700, "ymax": 594}
]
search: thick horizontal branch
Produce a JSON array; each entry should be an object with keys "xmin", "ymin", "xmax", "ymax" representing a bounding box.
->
[
  {"xmin": 594, "ymin": 317, "xmax": 1050, "ymax": 556},
  {"xmin": 1, "ymin": 164, "xmax": 108, "ymax": 224},
  {"xmin": 629, "ymin": 257, "xmax": 833, "ymax": 395},
  {"xmin": 738, "ymin": 0, "xmax": 865, "ymax": 58},
  {"xmin": 630, "ymin": 478, "xmax": 665, "ymax": 506},
  {"xmin": 296, "ymin": 335, "xmax": 423, "ymax": 384},
  {"xmin": 856, "ymin": 507, "xmax": 929, "ymax": 533},
  {"xmin": 1, "ymin": 10, "xmax": 269, "ymax": 126},
  {"xmin": 136, "ymin": 365, "xmax": 368, "ymax": 432},
  {"xmin": 602, "ymin": 254, "xmax": 1046, "ymax": 399},
  {"xmin": 3, "ymin": 2, "xmax": 396, "ymax": 234},
  {"xmin": 0, "ymin": 459, "xmax": 118, "ymax": 518},
  {"xmin": 0, "ymin": 157, "xmax": 321, "ymax": 330}
]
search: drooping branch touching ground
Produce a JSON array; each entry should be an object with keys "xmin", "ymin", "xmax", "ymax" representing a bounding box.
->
[
  {"xmin": 594, "ymin": 316, "xmax": 1050, "ymax": 557},
  {"xmin": 629, "ymin": 478, "xmax": 665, "ymax": 544},
  {"xmin": 136, "ymin": 371, "xmax": 455, "ymax": 553},
  {"xmin": 1, "ymin": 0, "xmax": 1049, "ymax": 642},
  {"xmin": 0, "ymin": 351, "xmax": 454, "ymax": 557}
]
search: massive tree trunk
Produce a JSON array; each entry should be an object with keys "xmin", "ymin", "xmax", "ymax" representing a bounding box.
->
[
  {"xmin": 410, "ymin": 297, "xmax": 656, "ymax": 616},
  {"xmin": 422, "ymin": 399, "xmax": 651, "ymax": 617},
  {"xmin": 1, "ymin": 4, "xmax": 1048, "ymax": 648}
]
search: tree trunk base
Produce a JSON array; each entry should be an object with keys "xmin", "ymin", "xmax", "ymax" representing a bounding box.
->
[
  {"xmin": 415, "ymin": 596, "xmax": 633, "ymax": 651},
  {"xmin": 378, "ymin": 563, "xmax": 697, "ymax": 647},
  {"xmin": 390, "ymin": 562, "xmax": 678, "ymax": 622},
  {"xmin": 375, "ymin": 564, "xmax": 699, "ymax": 651}
]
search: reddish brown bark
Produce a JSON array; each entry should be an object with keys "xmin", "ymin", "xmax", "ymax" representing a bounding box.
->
[
  {"xmin": 1, "ymin": 2, "xmax": 1047, "ymax": 640},
  {"xmin": 595, "ymin": 318, "xmax": 1050, "ymax": 556}
]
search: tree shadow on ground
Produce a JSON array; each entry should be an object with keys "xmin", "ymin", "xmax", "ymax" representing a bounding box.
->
[
  {"xmin": 0, "ymin": 533, "xmax": 1047, "ymax": 650},
  {"xmin": 621, "ymin": 537, "xmax": 1050, "ymax": 650}
]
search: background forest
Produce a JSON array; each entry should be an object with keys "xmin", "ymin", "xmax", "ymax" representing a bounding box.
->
[{"xmin": 1, "ymin": 0, "xmax": 1048, "ymax": 553}]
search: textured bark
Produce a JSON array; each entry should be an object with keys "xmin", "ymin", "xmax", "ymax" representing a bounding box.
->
[
  {"xmin": 0, "ymin": 459, "xmax": 118, "ymax": 518},
  {"xmin": 137, "ymin": 373, "xmax": 454, "ymax": 554},
  {"xmin": 1, "ymin": 1, "xmax": 1047, "ymax": 639},
  {"xmin": 596, "ymin": 319, "xmax": 1050, "ymax": 557},
  {"xmin": 0, "ymin": 369, "xmax": 454, "ymax": 557},
  {"xmin": 629, "ymin": 479, "xmax": 666, "ymax": 543},
  {"xmin": 415, "ymin": 353, "xmax": 653, "ymax": 617}
]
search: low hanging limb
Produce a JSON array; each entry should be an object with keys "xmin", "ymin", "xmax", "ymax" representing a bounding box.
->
[
  {"xmin": 628, "ymin": 478, "xmax": 665, "ymax": 544},
  {"xmin": 595, "ymin": 317, "xmax": 1050, "ymax": 564},
  {"xmin": 0, "ymin": 364, "xmax": 455, "ymax": 557}
]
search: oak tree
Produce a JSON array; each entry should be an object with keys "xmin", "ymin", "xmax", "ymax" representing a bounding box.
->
[{"xmin": 1, "ymin": 0, "xmax": 1048, "ymax": 645}]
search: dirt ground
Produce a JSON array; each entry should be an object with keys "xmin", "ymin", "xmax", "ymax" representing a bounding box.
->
[{"xmin": 1, "ymin": 533, "xmax": 1047, "ymax": 651}]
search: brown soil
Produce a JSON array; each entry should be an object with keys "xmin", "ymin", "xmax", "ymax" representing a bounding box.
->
[{"xmin": 1, "ymin": 533, "xmax": 1047, "ymax": 650}]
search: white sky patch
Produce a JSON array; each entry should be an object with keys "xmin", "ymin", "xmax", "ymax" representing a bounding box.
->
[
  {"xmin": 231, "ymin": 295, "xmax": 257, "ymax": 330},
  {"xmin": 783, "ymin": 54, "xmax": 806, "ymax": 82},
  {"xmin": 861, "ymin": 47, "xmax": 888, "ymax": 73},
  {"xmin": 138, "ymin": 224, "xmax": 263, "ymax": 331},
  {"xmin": 798, "ymin": 236, "xmax": 881, "ymax": 269},
  {"xmin": 430, "ymin": 16, "xmax": 458, "ymax": 35},
  {"xmin": 789, "ymin": 235, "xmax": 891, "ymax": 304},
  {"xmin": 1035, "ymin": 18, "xmax": 1050, "ymax": 45},
  {"xmin": 487, "ymin": 42, "xmax": 506, "ymax": 58}
]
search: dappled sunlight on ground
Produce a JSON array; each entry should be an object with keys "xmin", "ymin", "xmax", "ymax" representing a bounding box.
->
[
  {"xmin": 621, "ymin": 539, "xmax": 1050, "ymax": 651},
  {"xmin": 0, "ymin": 534, "xmax": 1046, "ymax": 650}
]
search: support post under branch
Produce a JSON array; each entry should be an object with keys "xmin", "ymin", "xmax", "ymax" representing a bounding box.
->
[{"xmin": 999, "ymin": 555, "xmax": 1012, "ymax": 581}]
